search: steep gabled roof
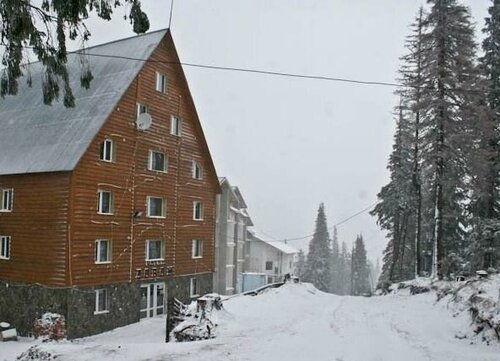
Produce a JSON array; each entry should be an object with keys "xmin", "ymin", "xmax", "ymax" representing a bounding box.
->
[{"xmin": 0, "ymin": 29, "xmax": 168, "ymax": 175}]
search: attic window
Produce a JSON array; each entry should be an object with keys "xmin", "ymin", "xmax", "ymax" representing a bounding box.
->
[
  {"xmin": 156, "ymin": 72, "xmax": 167, "ymax": 93},
  {"xmin": 100, "ymin": 139, "xmax": 114, "ymax": 162}
]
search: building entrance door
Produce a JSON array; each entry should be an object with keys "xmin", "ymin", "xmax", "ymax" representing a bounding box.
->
[{"xmin": 140, "ymin": 282, "xmax": 165, "ymax": 318}]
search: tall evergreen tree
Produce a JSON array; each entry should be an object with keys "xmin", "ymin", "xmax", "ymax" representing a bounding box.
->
[
  {"xmin": 351, "ymin": 235, "xmax": 371, "ymax": 296},
  {"xmin": 338, "ymin": 242, "xmax": 352, "ymax": 295},
  {"xmin": 296, "ymin": 249, "xmax": 307, "ymax": 280},
  {"xmin": 303, "ymin": 204, "xmax": 331, "ymax": 292},
  {"xmin": 467, "ymin": 0, "xmax": 500, "ymax": 271},
  {"xmin": 419, "ymin": 0, "xmax": 480, "ymax": 278},
  {"xmin": 330, "ymin": 226, "xmax": 342, "ymax": 294}
]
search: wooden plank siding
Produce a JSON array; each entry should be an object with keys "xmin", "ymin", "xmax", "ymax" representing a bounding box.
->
[
  {"xmin": 0, "ymin": 172, "xmax": 70, "ymax": 286},
  {"xmin": 0, "ymin": 32, "xmax": 220, "ymax": 289},
  {"xmin": 68, "ymin": 32, "xmax": 219, "ymax": 287}
]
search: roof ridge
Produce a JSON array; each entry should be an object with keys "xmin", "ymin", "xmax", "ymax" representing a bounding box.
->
[{"xmin": 71, "ymin": 28, "xmax": 169, "ymax": 54}]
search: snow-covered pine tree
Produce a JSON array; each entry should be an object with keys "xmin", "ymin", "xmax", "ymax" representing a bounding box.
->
[
  {"xmin": 467, "ymin": 0, "xmax": 500, "ymax": 272},
  {"xmin": 339, "ymin": 241, "xmax": 352, "ymax": 295},
  {"xmin": 329, "ymin": 226, "xmax": 342, "ymax": 294},
  {"xmin": 419, "ymin": 0, "xmax": 480, "ymax": 278},
  {"xmin": 351, "ymin": 235, "xmax": 371, "ymax": 296},
  {"xmin": 371, "ymin": 99, "xmax": 417, "ymax": 283},
  {"xmin": 303, "ymin": 203, "xmax": 331, "ymax": 292},
  {"xmin": 296, "ymin": 249, "xmax": 307, "ymax": 280}
]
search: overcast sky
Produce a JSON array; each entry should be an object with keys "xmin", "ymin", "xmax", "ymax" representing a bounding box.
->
[{"xmin": 77, "ymin": 0, "xmax": 490, "ymax": 262}]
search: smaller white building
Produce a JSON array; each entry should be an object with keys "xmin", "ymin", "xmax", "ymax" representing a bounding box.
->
[{"xmin": 244, "ymin": 229, "xmax": 298, "ymax": 287}]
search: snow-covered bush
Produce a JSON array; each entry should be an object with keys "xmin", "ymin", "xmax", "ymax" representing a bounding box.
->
[
  {"xmin": 16, "ymin": 346, "xmax": 55, "ymax": 361},
  {"xmin": 33, "ymin": 313, "xmax": 66, "ymax": 341}
]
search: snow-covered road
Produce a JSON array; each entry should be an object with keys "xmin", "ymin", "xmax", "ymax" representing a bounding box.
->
[{"xmin": 3, "ymin": 283, "xmax": 499, "ymax": 361}]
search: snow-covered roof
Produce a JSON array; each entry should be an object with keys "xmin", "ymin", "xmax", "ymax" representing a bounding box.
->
[
  {"xmin": 0, "ymin": 29, "xmax": 168, "ymax": 175},
  {"xmin": 247, "ymin": 229, "xmax": 298, "ymax": 255}
]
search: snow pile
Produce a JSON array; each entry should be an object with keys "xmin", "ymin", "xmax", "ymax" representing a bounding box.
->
[
  {"xmin": 33, "ymin": 313, "xmax": 66, "ymax": 341},
  {"xmin": 16, "ymin": 345, "xmax": 55, "ymax": 361},
  {"xmin": 391, "ymin": 274, "xmax": 500, "ymax": 343}
]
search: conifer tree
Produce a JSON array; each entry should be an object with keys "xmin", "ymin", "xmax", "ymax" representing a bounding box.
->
[
  {"xmin": 303, "ymin": 203, "xmax": 331, "ymax": 292},
  {"xmin": 330, "ymin": 226, "xmax": 342, "ymax": 294},
  {"xmin": 338, "ymin": 242, "xmax": 352, "ymax": 295},
  {"xmin": 419, "ymin": 0, "xmax": 480, "ymax": 277},
  {"xmin": 351, "ymin": 235, "xmax": 371, "ymax": 296},
  {"xmin": 296, "ymin": 249, "xmax": 307, "ymax": 280},
  {"xmin": 467, "ymin": 0, "xmax": 500, "ymax": 271}
]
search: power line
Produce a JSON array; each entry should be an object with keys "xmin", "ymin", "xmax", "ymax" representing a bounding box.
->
[{"xmin": 265, "ymin": 201, "xmax": 379, "ymax": 243}]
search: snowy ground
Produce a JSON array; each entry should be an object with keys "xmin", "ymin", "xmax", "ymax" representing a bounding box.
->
[{"xmin": 2, "ymin": 282, "xmax": 499, "ymax": 361}]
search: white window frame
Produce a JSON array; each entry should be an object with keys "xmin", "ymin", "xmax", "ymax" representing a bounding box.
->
[
  {"xmin": 99, "ymin": 138, "xmax": 114, "ymax": 162},
  {"xmin": 147, "ymin": 196, "xmax": 166, "ymax": 218},
  {"xmin": 156, "ymin": 72, "xmax": 167, "ymax": 93},
  {"xmin": 97, "ymin": 190, "xmax": 113, "ymax": 215},
  {"xmin": 170, "ymin": 116, "xmax": 182, "ymax": 136},
  {"xmin": 0, "ymin": 188, "xmax": 13, "ymax": 212},
  {"xmin": 0, "ymin": 236, "xmax": 10, "ymax": 260},
  {"xmin": 137, "ymin": 103, "xmax": 148, "ymax": 117},
  {"xmin": 95, "ymin": 239, "xmax": 111, "ymax": 264},
  {"xmin": 148, "ymin": 150, "xmax": 167, "ymax": 173},
  {"xmin": 94, "ymin": 289, "xmax": 109, "ymax": 314},
  {"xmin": 193, "ymin": 201, "xmax": 204, "ymax": 221},
  {"xmin": 146, "ymin": 239, "xmax": 165, "ymax": 261},
  {"xmin": 190, "ymin": 277, "xmax": 200, "ymax": 298},
  {"xmin": 192, "ymin": 161, "xmax": 202, "ymax": 180},
  {"xmin": 192, "ymin": 239, "xmax": 203, "ymax": 259}
]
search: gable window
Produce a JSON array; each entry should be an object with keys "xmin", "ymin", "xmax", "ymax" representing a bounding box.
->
[
  {"xmin": 97, "ymin": 190, "xmax": 113, "ymax": 215},
  {"xmin": 0, "ymin": 189, "xmax": 13, "ymax": 212},
  {"xmin": 192, "ymin": 239, "xmax": 203, "ymax": 258},
  {"xmin": 99, "ymin": 138, "xmax": 114, "ymax": 162},
  {"xmin": 170, "ymin": 116, "xmax": 182, "ymax": 136},
  {"xmin": 0, "ymin": 236, "xmax": 10, "ymax": 260},
  {"xmin": 94, "ymin": 289, "xmax": 109, "ymax": 314},
  {"xmin": 137, "ymin": 103, "xmax": 148, "ymax": 117},
  {"xmin": 147, "ymin": 196, "xmax": 165, "ymax": 218},
  {"xmin": 265, "ymin": 261, "xmax": 273, "ymax": 271},
  {"xmin": 190, "ymin": 277, "xmax": 200, "ymax": 298},
  {"xmin": 192, "ymin": 161, "xmax": 202, "ymax": 180},
  {"xmin": 156, "ymin": 72, "xmax": 167, "ymax": 93},
  {"xmin": 95, "ymin": 239, "xmax": 111, "ymax": 264},
  {"xmin": 193, "ymin": 201, "xmax": 203, "ymax": 221},
  {"xmin": 149, "ymin": 151, "xmax": 167, "ymax": 172},
  {"xmin": 146, "ymin": 239, "xmax": 165, "ymax": 261}
]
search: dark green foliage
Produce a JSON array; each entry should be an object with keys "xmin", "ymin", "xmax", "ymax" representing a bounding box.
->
[
  {"xmin": 351, "ymin": 235, "xmax": 371, "ymax": 296},
  {"xmin": 0, "ymin": 0, "xmax": 150, "ymax": 107},
  {"xmin": 303, "ymin": 203, "xmax": 331, "ymax": 292}
]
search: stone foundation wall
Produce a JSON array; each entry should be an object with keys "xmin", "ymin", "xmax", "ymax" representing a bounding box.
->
[
  {"xmin": 0, "ymin": 281, "xmax": 68, "ymax": 336},
  {"xmin": 0, "ymin": 273, "xmax": 213, "ymax": 339}
]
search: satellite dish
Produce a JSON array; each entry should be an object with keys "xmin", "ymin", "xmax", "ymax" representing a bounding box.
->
[{"xmin": 136, "ymin": 113, "xmax": 152, "ymax": 130}]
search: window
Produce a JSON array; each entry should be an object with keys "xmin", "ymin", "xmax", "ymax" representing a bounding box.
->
[
  {"xmin": 190, "ymin": 277, "xmax": 200, "ymax": 297},
  {"xmin": 170, "ymin": 116, "xmax": 182, "ymax": 136},
  {"xmin": 0, "ymin": 236, "xmax": 10, "ymax": 260},
  {"xmin": 0, "ymin": 189, "xmax": 13, "ymax": 212},
  {"xmin": 95, "ymin": 239, "xmax": 111, "ymax": 264},
  {"xmin": 99, "ymin": 139, "xmax": 114, "ymax": 162},
  {"xmin": 193, "ymin": 201, "xmax": 203, "ymax": 221},
  {"xmin": 149, "ymin": 151, "xmax": 167, "ymax": 172},
  {"xmin": 94, "ymin": 289, "xmax": 109, "ymax": 314},
  {"xmin": 147, "ymin": 196, "xmax": 165, "ymax": 218},
  {"xmin": 146, "ymin": 239, "xmax": 165, "ymax": 261},
  {"xmin": 156, "ymin": 72, "xmax": 167, "ymax": 93},
  {"xmin": 192, "ymin": 161, "xmax": 202, "ymax": 179},
  {"xmin": 192, "ymin": 239, "xmax": 203, "ymax": 258},
  {"xmin": 97, "ymin": 190, "xmax": 113, "ymax": 215},
  {"xmin": 265, "ymin": 261, "xmax": 273, "ymax": 271},
  {"xmin": 137, "ymin": 103, "xmax": 148, "ymax": 117}
]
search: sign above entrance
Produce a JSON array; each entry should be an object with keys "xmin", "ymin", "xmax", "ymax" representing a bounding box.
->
[{"xmin": 135, "ymin": 266, "xmax": 174, "ymax": 280}]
